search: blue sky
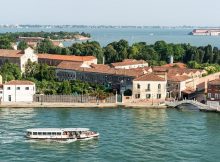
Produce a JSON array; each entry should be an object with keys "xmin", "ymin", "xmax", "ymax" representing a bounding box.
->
[{"xmin": 0, "ymin": 0, "xmax": 220, "ymax": 26}]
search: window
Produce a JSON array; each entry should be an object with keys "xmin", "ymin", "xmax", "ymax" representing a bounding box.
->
[
  {"xmin": 215, "ymin": 93, "xmax": 218, "ymax": 99},
  {"xmin": 208, "ymin": 93, "xmax": 211, "ymax": 98},
  {"xmin": 25, "ymin": 87, "xmax": 29, "ymax": 90},
  {"xmin": 7, "ymin": 87, "xmax": 11, "ymax": 90},
  {"xmin": 16, "ymin": 87, "xmax": 20, "ymax": 90},
  {"xmin": 43, "ymin": 132, "xmax": 46, "ymax": 135},
  {"xmin": 57, "ymin": 132, "xmax": 61, "ymax": 135},
  {"xmin": 33, "ymin": 132, "xmax": 37, "ymax": 135},
  {"xmin": 157, "ymin": 94, "xmax": 161, "ymax": 99},
  {"xmin": 52, "ymin": 132, "xmax": 56, "ymax": 135},
  {"xmin": 47, "ymin": 132, "xmax": 52, "ymax": 135},
  {"xmin": 137, "ymin": 84, "xmax": 140, "ymax": 89},
  {"xmin": 0, "ymin": 91, "xmax": 2, "ymax": 94},
  {"xmin": 158, "ymin": 84, "xmax": 161, "ymax": 90},
  {"xmin": 147, "ymin": 84, "xmax": 151, "ymax": 91},
  {"xmin": 135, "ymin": 94, "xmax": 140, "ymax": 99},
  {"xmin": 146, "ymin": 94, "xmax": 151, "ymax": 99},
  {"xmin": 38, "ymin": 132, "xmax": 42, "ymax": 135}
]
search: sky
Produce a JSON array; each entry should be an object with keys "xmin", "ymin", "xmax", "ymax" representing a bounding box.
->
[{"xmin": 0, "ymin": 0, "xmax": 220, "ymax": 26}]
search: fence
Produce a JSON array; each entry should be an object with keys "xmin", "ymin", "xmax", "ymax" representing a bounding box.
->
[{"xmin": 33, "ymin": 94, "xmax": 116, "ymax": 103}]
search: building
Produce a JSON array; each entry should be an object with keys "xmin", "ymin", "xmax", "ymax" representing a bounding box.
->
[
  {"xmin": 38, "ymin": 54, "xmax": 97, "ymax": 66},
  {"xmin": 132, "ymin": 73, "xmax": 167, "ymax": 102},
  {"xmin": 111, "ymin": 59, "xmax": 148, "ymax": 69},
  {"xmin": 2, "ymin": 80, "xmax": 35, "ymax": 102},
  {"xmin": 0, "ymin": 47, "xmax": 38, "ymax": 72},
  {"xmin": 207, "ymin": 79, "xmax": 220, "ymax": 107},
  {"xmin": 56, "ymin": 61, "xmax": 152, "ymax": 91}
]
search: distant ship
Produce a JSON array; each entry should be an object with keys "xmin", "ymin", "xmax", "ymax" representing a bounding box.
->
[{"xmin": 189, "ymin": 29, "xmax": 220, "ymax": 36}]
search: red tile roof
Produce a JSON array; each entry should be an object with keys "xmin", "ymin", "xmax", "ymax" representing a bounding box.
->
[
  {"xmin": 57, "ymin": 62, "xmax": 150, "ymax": 77},
  {"xmin": 161, "ymin": 62, "xmax": 187, "ymax": 69},
  {"xmin": 0, "ymin": 49, "xmax": 24, "ymax": 58},
  {"xmin": 134, "ymin": 73, "xmax": 166, "ymax": 81},
  {"xmin": 111, "ymin": 59, "xmax": 148, "ymax": 67},
  {"xmin": 168, "ymin": 75, "xmax": 191, "ymax": 82},
  {"xmin": 208, "ymin": 79, "xmax": 220, "ymax": 86},
  {"xmin": 4, "ymin": 80, "xmax": 35, "ymax": 85},
  {"xmin": 38, "ymin": 54, "xmax": 96, "ymax": 62},
  {"xmin": 57, "ymin": 61, "xmax": 84, "ymax": 71}
]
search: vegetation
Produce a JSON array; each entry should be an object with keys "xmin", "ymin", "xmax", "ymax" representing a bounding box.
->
[
  {"xmin": 0, "ymin": 60, "xmax": 110, "ymax": 96},
  {"xmin": 0, "ymin": 31, "xmax": 91, "ymax": 41},
  {"xmin": 17, "ymin": 41, "xmax": 28, "ymax": 50}
]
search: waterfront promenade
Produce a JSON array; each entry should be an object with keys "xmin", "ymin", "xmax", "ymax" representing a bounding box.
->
[{"xmin": 0, "ymin": 102, "xmax": 167, "ymax": 108}]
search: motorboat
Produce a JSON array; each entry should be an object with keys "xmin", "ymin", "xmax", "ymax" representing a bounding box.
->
[{"xmin": 26, "ymin": 128, "xmax": 99, "ymax": 141}]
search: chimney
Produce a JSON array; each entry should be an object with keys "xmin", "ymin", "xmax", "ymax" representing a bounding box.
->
[
  {"xmin": 103, "ymin": 56, "xmax": 105, "ymax": 65},
  {"xmin": 169, "ymin": 55, "xmax": 174, "ymax": 64}
]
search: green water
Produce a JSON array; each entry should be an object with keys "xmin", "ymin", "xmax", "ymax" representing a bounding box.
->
[{"xmin": 0, "ymin": 108, "xmax": 219, "ymax": 162}]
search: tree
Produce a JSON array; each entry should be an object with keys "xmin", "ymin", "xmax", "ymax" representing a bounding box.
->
[
  {"xmin": 37, "ymin": 39, "xmax": 54, "ymax": 53},
  {"xmin": 17, "ymin": 41, "xmax": 28, "ymax": 50},
  {"xmin": 0, "ymin": 36, "xmax": 12, "ymax": 49},
  {"xmin": 58, "ymin": 81, "xmax": 72, "ymax": 94},
  {"xmin": 0, "ymin": 62, "xmax": 21, "ymax": 82}
]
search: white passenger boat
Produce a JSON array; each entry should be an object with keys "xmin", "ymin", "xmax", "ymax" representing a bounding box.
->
[{"xmin": 26, "ymin": 128, "xmax": 99, "ymax": 141}]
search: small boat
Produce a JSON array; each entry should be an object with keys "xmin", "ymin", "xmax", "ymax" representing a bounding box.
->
[{"xmin": 26, "ymin": 128, "xmax": 99, "ymax": 141}]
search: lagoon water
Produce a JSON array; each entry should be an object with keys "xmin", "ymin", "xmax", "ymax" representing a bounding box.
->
[
  {"xmin": 0, "ymin": 108, "xmax": 219, "ymax": 162},
  {"xmin": 1, "ymin": 27, "xmax": 220, "ymax": 47}
]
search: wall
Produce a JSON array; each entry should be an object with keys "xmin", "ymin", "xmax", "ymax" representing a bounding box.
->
[
  {"xmin": 132, "ymin": 80, "xmax": 167, "ymax": 100},
  {"xmin": 20, "ymin": 48, "xmax": 38, "ymax": 73},
  {"xmin": 3, "ymin": 84, "xmax": 35, "ymax": 102}
]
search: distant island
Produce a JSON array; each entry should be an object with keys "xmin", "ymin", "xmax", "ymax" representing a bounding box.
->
[
  {"xmin": 189, "ymin": 29, "xmax": 220, "ymax": 36},
  {"xmin": 0, "ymin": 31, "xmax": 91, "ymax": 41}
]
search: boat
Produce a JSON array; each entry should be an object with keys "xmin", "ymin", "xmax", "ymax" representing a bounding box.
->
[{"xmin": 26, "ymin": 128, "xmax": 99, "ymax": 141}]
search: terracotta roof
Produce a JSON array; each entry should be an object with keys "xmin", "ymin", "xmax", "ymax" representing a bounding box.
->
[
  {"xmin": 0, "ymin": 49, "xmax": 24, "ymax": 58},
  {"xmin": 111, "ymin": 59, "xmax": 148, "ymax": 67},
  {"xmin": 161, "ymin": 63, "xmax": 187, "ymax": 69},
  {"xmin": 90, "ymin": 64, "xmax": 111, "ymax": 70},
  {"xmin": 153, "ymin": 66, "xmax": 205, "ymax": 76},
  {"xmin": 57, "ymin": 62, "xmax": 150, "ymax": 77},
  {"xmin": 168, "ymin": 75, "xmax": 191, "ymax": 82},
  {"xmin": 38, "ymin": 54, "xmax": 96, "ymax": 62},
  {"xmin": 134, "ymin": 73, "xmax": 166, "ymax": 81},
  {"xmin": 57, "ymin": 61, "xmax": 84, "ymax": 71},
  {"xmin": 4, "ymin": 80, "xmax": 35, "ymax": 85},
  {"xmin": 182, "ymin": 88, "xmax": 196, "ymax": 94},
  {"xmin": 208, "ymin": 79, "xmax": 220, "ymax": 86}
]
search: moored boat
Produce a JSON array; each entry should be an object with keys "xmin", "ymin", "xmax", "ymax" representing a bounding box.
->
[{"xmin": 26, "ymin": 128, "xmax": 99, "ymax": 141}]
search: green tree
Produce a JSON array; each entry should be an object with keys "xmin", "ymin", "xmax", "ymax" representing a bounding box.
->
[
  {"xmin": 17, "ymin": 41, "xmax": 28, "ymax": 50},
  {"xmin": 0, "ymin": 62, "xmax": 21, "ymax": 82},
  {"xmin": 0, "ymin": 36, "xmax": 12, "ymax": 49}
]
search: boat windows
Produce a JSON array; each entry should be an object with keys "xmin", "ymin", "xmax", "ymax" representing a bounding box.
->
[
  {"xmin": 57, "ymin": 132, "xmax": 61, "ymax": 135},
  {"xmin": 43, "ymin": 132, "xmax": 46, "ymax": 135},
  {"xmin": 47, "ymin": 132, "xmax": 52, "ymax": 135},
  {"xmin": 38, "ymin": 132, "xmax": 42, "ymax": 135},
  {"xmin": 52, "ymin": 132, "xmax": 56, "ymax": 135},
  {"xmin": 33, "ymin": 132, "xmax": 37, "ymax": 135}
]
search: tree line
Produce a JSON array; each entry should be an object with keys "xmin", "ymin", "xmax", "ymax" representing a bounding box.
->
[{"xmin": 1, "ymin": 34, "xmax": 220, "ymax": 65}]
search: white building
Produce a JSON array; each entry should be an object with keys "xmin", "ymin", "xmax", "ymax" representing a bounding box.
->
[
  {"xmin": 132, "ymin": 73, "xmax": 167, "ymax": 102},
  {"xmin": 0, "ymin": 47, "xmax": 38, "ymax": 73},
  {"xmin": 2, "ymin": 80, "xmax": 36, "ymax": 102}
]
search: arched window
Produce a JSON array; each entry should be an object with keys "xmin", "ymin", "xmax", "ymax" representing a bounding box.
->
[
  {"xmin": 158, "ymin": 84, "xmax": 161, "ymax": 90},
  {"xmin": 147, "ymin": 84, "xmax": 150, "ymax": 91}
]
